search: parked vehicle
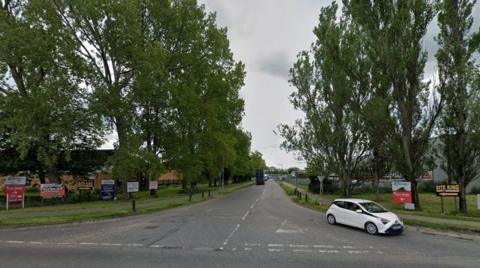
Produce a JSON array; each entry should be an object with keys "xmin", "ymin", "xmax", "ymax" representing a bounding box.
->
[
  {"xmin": 256, "ymin": 169, "xmax": 265, "ymax": 185},
  {"xmin": 326, "ymin": 198, "xmax": 404, "ymax": 235}
]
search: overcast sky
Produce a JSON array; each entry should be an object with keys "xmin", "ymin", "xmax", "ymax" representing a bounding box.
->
[{"xmin": 198, "ymin": 0, "xmax": 480, "ymax": 170}]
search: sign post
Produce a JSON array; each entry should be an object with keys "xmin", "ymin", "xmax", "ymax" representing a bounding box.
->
[
  {"xmin": 435, "ymin": 184, "xmax": 460, "ymax": 213},
  {"xmin": 127, "ymin": 181, "xmax": 139, "ymax": 211},
  {"xmin": 101, "ymin": 180, "xmax": 116, "ymax": 200},
  {"xmin": 149, "ymin": 180, "xmax": 158, "ymax": 197},
  {"xmin": 391, "ymin": 180, "xmax": 413, "ymax": 209},
  {"xmin": 40, "ymin": 184, "xmax": 66, "ymax": 200},
  {"xmin": 4, "ymin": 176, "xmax": 27, "ymax": 210}
]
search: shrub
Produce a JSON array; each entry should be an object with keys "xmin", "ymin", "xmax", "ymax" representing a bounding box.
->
[
  {"xmin": 418, "ymin": 180, "xmax": 436, "ymax": 193},
  {"xmin": 470, "ymin": 186, "xmax": 480, "ymax": 195}
]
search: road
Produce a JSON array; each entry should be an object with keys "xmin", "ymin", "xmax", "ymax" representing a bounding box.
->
[{"xmin": 0, "ymin": 180, "xmax": 478, "ymax": 268}]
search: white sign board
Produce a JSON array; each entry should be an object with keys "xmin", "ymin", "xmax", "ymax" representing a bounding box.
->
[
  {"xmin": 127, "ymin": 181, "xmax": 139, "ymax": 193},
  {"xmin": 404, "ymin": 203, "xmax": 415, "ymax": 210},
  {"xmin": 391, "ymin": 180, "xmax": 411, "ymax": 192},
  {"xmin": 149, "ymin": 180, "xmax": 158, "ymax": 190},
  {"xmin": 6, "ymin": 176, "xmax": 26, "ymax": 186}
]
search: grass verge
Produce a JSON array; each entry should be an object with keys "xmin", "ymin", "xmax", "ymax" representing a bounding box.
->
[{"xmin": 0, "ymin": 181, "xmax": 254, "ymax": 228}]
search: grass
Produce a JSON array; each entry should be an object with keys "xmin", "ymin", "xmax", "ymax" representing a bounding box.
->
[
  {"xmin": 279, "ymin": 181, "xmax": 480, "ymax": 233},
  {"xmin": 0, "ymin": 181, "xmax": 254, "ymax": 228},
  {"xmin": 322, "ymin": 192, "xmax": 480, "ymax": 220}
]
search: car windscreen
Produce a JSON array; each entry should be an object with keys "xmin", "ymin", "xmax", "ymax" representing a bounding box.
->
[{"xmin": 360, "ymin": 202, "xmax": 388, "ymax": 213}]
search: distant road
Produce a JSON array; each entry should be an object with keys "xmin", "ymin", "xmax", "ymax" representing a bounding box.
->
[{"xmin": 1, "ymin": 180, "xmax": 478, "ymax": 268}]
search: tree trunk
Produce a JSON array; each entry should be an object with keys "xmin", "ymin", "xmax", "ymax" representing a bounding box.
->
[
  {"xmin": 47, "ymin": 165, "xmax": 60, "ymax": 183},
  {"xmin": 411, "ymin": 180, "xmax": 421, "ymax": 210},
  {"xmin": 459, "ymin": 181, "xmax": 467, "ymax": 214}
]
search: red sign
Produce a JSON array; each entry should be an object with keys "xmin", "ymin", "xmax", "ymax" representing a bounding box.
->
[
  {"xmin": 5, "ymin": 185, "xmax": 25, "ymax": 203},
  {"xmin": 40, "ymin": 184, "xmax": 66, "ymax": 199},
  {"xmin": 392, "ymin": 191, "xmax": 412, "ymax": 204}
]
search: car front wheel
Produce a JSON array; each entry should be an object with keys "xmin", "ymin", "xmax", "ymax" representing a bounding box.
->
[
  {"xmin": 365, "ymin": 222, "xmax": 378, "ymax": 235},
  {"xmin": 327, "ymin": 214, "xmax": 336, "ymax": 225}
]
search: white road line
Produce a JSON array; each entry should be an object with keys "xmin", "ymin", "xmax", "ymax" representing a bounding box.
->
[
  {"xmin": 232, "ymin": 247, "xmax": 237, "ymax": 251},
  {"xmin": 29, "ymin": 241, "xmax": 43, "ymax": 245},
  {"xmin": 127, "ymin": 243, "xmax": 144, "ymax": 247},
  {"xmin": 268, "ymin": 244, "xmax": 284, "ymax": 247},
  {"xmin": 56, "ymin": 242, "xmax": 72, "ymax": 245},
  {"xmin": 289, "ymin": 244, "xmax": 309, "ymax": 248},
  {"xmin": 313, "ymin": 245, "xmax": 335, "ymax": 248},
  {"xmin": 241, "ymin": 210, "xmax": 250, "ymax": 221},
  {"xmin": 293, "ymin": 249, "xmax": 313, "ymax": 253},
  {"xmin": 319, "ymin": 250, "xmax": 339, "ymax": 254},
  {"xmin": 79, "ymin": 242, "xmax": 98, "ymax": 246},
  {"xmin": 342, "ymin": 245, "xmax": 354, "ymax": 249},
  {"xmin": 101, "ymin": 243, "xmax": 122, "ymax": 246},
  {"xmin": 268, "ymin": 249, "xmax": 284, "ymax": 252},
  {"xmin": 222, "ymin": 224, "xmax": 240, "ymax": 246},
  {"xmin": 149, "ymin": 245, "xmax": 163, "ymax": 248},
  {"xmin": 7, "ymin": 241, "xmax": 24, "ymax": 244},
  {"xmin": 244, "ymin": 247, "xmax": 252, "ymax": 251}
]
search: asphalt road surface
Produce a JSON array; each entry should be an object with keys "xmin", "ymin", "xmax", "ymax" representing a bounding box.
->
[{"xmin": 1, "ymin": 180, "xmax": 479, "ymax": 268}]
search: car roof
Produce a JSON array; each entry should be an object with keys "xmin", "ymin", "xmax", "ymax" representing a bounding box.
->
[{"xmin": 333, "ymin": 198, "xmax": 373, "ymax": 203}]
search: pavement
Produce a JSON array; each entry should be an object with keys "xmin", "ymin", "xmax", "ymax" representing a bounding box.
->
[{"xmin": 0, "ymin": 180, "xmax": 479, "ymax": 267}]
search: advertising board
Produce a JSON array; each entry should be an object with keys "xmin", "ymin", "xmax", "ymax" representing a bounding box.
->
[
  {"xmin": 101, "ymin": 180, "xmax": 116, "ymax": 200},
  {"xmin": 127, "ymin": 181, "xmax": 139, "ymax": 193},
  {"xmin": 391, "ymin": 180, "xmax": 412, "ymax": 204},
  {"xmin": 149, "ymin": 180, "xmax": 158, "ymax": 190},
  {"xmin": 40, "ymin": 184, "xmax": 66, "ymax": 199},
  {"xmin": 435, "ymin": 184, "xmax": 460, "ymax": 197}
]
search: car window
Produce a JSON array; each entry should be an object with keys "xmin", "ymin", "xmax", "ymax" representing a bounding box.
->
[
  {"xmin": 360, "ymin": 202, "xmax": 388, "ymax": 213},
  {"xmin": 344, "ymin": 202, "xmax": 359, "ymax": 211},
  {"xmin": 333, "ymin": 201, "xmax": 345, "ymax": 208}
]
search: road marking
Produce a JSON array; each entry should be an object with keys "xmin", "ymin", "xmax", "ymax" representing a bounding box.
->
[
  {"xmin": 101, "ymin": 243, "xmax": 122, "ymax": 246},
  {"xmin": 149, "ymin": 245, "xmax": 163, "ymax": 248},
  {"xmin": 276, "ymin": 228, "xmax": 304, "ymax": 233},
  {"xmin": 313, "ymin": 245, "xmax": 335, "ymax": 248},
  {"xmin": 127, "ymin": 243, "xmax": 144, "ymax": 247},
  {"xmin": 241, "ymin": 210, "xmax": 250, "ymax": 221},
  {"xmin": 268, "ymin": 248, "xmax": 284, "ymax": 252},
  {"xmin": 319, "ymin": 250, "xmax": 339, "ymax": 254},
  {"xmin": 7, "ymin": 241, "xmax": 24, "ymax": 244},
  {"xmin": 244, "ymin": 247, "xmax": 252, "ymax": 251},
  {"xmin": 79, "ymin": 242, "xmax": 98, "ymax": 246},
  {"xmin": 268, "ymin": 244, "xmax": 284, "ymax": 247},
  {"xmin": 289, "ymin": 244, "xmax": 309, "ymax": 248},
  {"xmin": 293, "ymin": 249, "xmax": 313, "ymax": 253},
  {"xmin": 56, "ymin": 242, "xmax": 72, "ymax": 245},
  {"xmin": 244, "ymin": 243, "xmax": 261, "ymax": 246},
  {"xmin": 232, "ymin": 247, "xmax": 237, "ymax": 251},
  {"xmin": 342, "ymin": 245, "xmax": 354, "ymax": 249},
  {"xmin": 222, "ymin": 223, "xmax": 240, "ymax": 246},
  {"xmin": 29, "ymin": 241, "xmax": 42, "ymax": 245}
]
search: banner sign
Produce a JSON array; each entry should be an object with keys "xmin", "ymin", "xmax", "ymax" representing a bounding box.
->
[
  {"xmin": 5, "ymin": 176, "xmax": 26, "ymax": 186},
  {"xmin": 40, "ymin": 184, "xmax": 65, "ymax": 199},
  {"xmin": 149, "ymin": 180, "xmax": 158, "ymax": 190},
  {"xmin": 127, "ymin": 181, "xmax": 139, "ymax": 193},
  {"xmin": 435, "ymin": 184, "xmax": 460, "ymax": 197},
  {"xmin": 392, "ymin": 180, "xmax": 412, "ymax": 204},
  {"xmin": 77, "ymin": 179, "xmax": 94, "ymax": 190},
  {"xmin": 4, "ymin": 177, "xmax": 26, "ymax": 204},
  {"xmin": 101, "ymin": 180, "xmax": 116, "ymax": 200}
]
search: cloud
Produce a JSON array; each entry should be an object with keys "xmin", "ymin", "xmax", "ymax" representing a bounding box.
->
[{"xmin": 258, "ymin": 52, "xmax": 291, "ymax": 80}]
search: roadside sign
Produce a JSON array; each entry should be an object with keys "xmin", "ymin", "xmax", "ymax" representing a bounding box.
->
[
  {"xmin": 391, "ymin": 180, "xmax": 412, "ymax": 204},
  {"xmin": 4, "ymin": 177, "xmax": 26, "ymax": 209},
  {"xmin": 101, "ymin": 180, "xmax": 116, "ymax": 200},
  {"xmin": 435, "ymin": 184, "xmax": 460, "ymax": 197},
  {"xmin": 149, "ymin": 180, "xmax": 158, "ymax": 190},
  {"xmin": 404, "ymin": 203, "xmax": 415, "ymax": 210},
  {"xmin": 77, "ymin": 179, "xmax": 94, "ymax": 190},
  {"xmin": 127, "ymin": 181, "xmax": 139, "ymax": 193},
  {"xmin": 40, "ymin": 184, "xmax": 65, "ymax": 199}
]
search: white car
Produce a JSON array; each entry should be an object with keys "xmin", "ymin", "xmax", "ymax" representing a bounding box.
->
[{"xmin": 326, "ymin": 198, "xmax": 404, "ymax": 235}]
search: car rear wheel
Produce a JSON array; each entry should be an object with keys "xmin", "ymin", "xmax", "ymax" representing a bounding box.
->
[
  {"xmin": 327, "ymin": 214, "xmax": 336, "ymax": 225},
  {"xmin": 365, "ymin": 222, "xmax": 378, "ymax": 235}
]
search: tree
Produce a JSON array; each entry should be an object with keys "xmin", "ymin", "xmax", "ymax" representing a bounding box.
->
[
  {"xmin": 279, "ymin": 3, "xmax": 369, "ymax": 196},
  {"xmin": 249, "ymin": 151, "xmax": 267, "ymax": 174},
  {"xmin": 436, "ymin": 0, "xmax": 480, "ymax": 214},
  {"xmin": 0, "ymin": 0, "xmax": 103, "ymax": 182},
  {"xmin": 346, "ymin": 0, "xmax": 440, "ymax": 208}
]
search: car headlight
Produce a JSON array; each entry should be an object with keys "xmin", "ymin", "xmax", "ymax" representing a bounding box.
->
[{"xmin": 380, "ymin": 218, "xmax": 390, "ymax": 225}]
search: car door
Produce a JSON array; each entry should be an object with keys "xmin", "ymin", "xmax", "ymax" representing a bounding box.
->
[
  {"xmin": 332, "ymin": 201, "xmax": 347, "ymax": 224},
  {"xmin": 342, "ymin": 202, "xmax": 364, "ymax": 228}
]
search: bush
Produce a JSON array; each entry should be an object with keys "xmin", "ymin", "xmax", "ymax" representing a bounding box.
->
[
  {"xmin": 323, "ymin": 178, "xmax": 340, "ymax": 194},
  {"xmin": 418, "ymin": 180, "xmax": 436, "ymax": 193},
  {"xmin": 470, "ymin": 186, "xmax": 480, "ymax": 195}
]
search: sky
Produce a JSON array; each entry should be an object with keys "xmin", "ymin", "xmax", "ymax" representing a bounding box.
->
[{"xmin": 198, "ymin": 0, "xmax": 480, "ymax": 170}]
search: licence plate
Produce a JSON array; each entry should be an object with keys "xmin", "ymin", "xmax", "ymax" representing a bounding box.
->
[{"xmin": 392, "ymin": 225, "xmax": 402, "ymax": 230}]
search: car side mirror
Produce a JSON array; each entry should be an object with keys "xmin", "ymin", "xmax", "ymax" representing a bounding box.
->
[{"xmin": 356, "ymin": 209, "xmax": 362, "ymax": 213}]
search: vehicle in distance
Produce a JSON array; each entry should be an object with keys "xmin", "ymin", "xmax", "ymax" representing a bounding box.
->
[
  {"xmin": 326, "ymin": 198, "xmax": 404, "ymax": 235},
  {"xmin": 255, "ymin": 169, "xmax": 265, "ymax": 185}
]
